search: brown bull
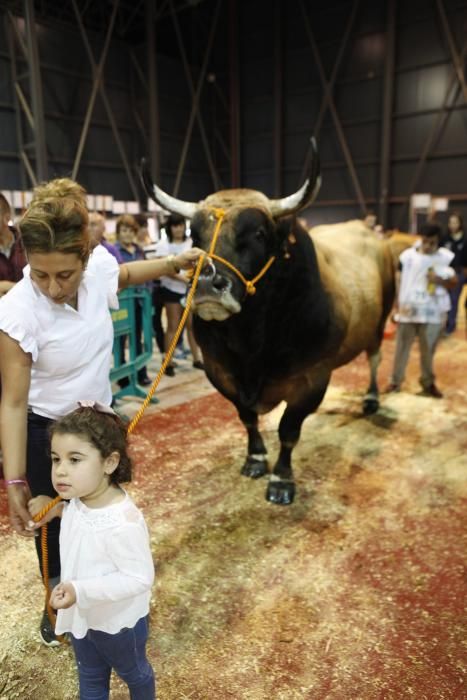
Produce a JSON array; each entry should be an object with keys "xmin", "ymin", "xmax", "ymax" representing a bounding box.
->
[{"xmin": 141, "ymin": 144, "xmax": 412, "ymax": 504}]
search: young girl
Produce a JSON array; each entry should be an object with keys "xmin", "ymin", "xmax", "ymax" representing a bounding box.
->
[{"xmin": 28, "ymin": 402, "xmax": 156, "ymax": 700}]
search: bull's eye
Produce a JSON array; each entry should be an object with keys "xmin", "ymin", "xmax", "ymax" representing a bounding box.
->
[{"xmin": 255, "ymin": 227, "xmax": 266, "ymax": 240}]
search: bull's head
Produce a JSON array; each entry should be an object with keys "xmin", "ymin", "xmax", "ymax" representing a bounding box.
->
[{"xmin": 141, "ymin": 139, "xmax": 321, "ymax": 322}]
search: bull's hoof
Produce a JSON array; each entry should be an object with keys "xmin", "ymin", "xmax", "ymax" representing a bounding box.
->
[
  {"xmin": 266, "ymin": 479, "xmax": 295, "ymax": 505},
  {"xmin": 363, "ymin": 397, "xmax": 379, "ymax": 415},
  {"xmin": 241, "ymin": 456, "xmax": 268, "ymax": 479}
]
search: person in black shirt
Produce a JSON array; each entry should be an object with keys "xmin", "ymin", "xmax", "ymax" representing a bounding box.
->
[{"xmin": 442, "ymin": 211, "xmax": 467, "ymax": 334}]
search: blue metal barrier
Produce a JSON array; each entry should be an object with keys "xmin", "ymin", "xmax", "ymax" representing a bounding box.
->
[{"xmin": 110, "ymin": 288, "xmax": 158, "ymax": 402}]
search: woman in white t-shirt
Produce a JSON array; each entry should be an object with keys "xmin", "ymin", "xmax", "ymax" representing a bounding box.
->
[
  {"xmin": 157, "ymin": 213, "xmax": 204, "ymax": 376},
  {"xmin": 0, "ymin": 178, "xmax": 203, "ymax": 646}
]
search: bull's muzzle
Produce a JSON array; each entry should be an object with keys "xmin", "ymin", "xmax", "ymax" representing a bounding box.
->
[
  {"xmin": 196, "ymin": 261, "xmax": 234, "ymax": 298},
  {"xmin": 190, "ymin": 260, "xmax": 241, "ymax": 320}
]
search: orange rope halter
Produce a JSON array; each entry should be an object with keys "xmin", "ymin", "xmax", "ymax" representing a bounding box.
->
[
  {"xmin": 31, "ymin": 206, "xmax": 275, "ymax": 642},
  {"xmin": 187, "ymin": 207, "xmax": 276, "ymax": 296}
]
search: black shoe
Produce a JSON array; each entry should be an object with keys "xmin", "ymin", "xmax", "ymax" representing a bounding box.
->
[
  {"xmin": 193, "ymin": 360, "xmax": 204, "ymax": 370},
  {"xmin": 39, "ymin": 608, "xmax": 60, "ymax": 647},
  {"xmin": 165, "ymin": 365, "xmax": 175, "ymax": 377},
  {"xmin": 424, "ymin": 384, "xmax": 443, "ymax": 398},
  {"xmin": 138, "ymin": 375, "xmax": 152, "ymax": 386}
]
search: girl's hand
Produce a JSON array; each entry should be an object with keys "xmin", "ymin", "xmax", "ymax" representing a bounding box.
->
[
  {"xmin": 175, "ymin": 247, "xmax": 207, "ymax": 271},
  {"xmin": 49, "ymin": 582, "xmax": 76, "ymax": 610},
  {"xmin": 28, "ymin": 495, "xmax": 53, "ymax": 518}
]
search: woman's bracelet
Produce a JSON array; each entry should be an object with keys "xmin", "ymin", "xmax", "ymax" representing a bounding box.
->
[
  {"xmin": 4, "ymin": 478, "xmax": 28, "ymax": 487},
  {"xmin": 166, "ymin": 254, "xmax": 181, "ymax": 274}
]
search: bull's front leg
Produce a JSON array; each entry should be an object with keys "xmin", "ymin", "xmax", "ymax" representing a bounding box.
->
[
  {"xmin": 237, "ymin": 406, "xmax": 269, "ymax": 479},
  {"xmin": 267, "ymin": 379, "xmax": 329, "ymax": 505},
  {"xmin": 363, "ymin": 348, "xmax": 382, "ymax": 415}
]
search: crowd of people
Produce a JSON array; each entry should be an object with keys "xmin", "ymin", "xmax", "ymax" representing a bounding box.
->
[{"xmin": 0, "ymin": 181, "xmax": 466, "ymax": 698}]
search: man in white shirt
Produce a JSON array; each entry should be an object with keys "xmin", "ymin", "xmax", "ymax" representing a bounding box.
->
[{"xmin": 387, "ymin": 222, "xmax": 457, "ymax": 397}]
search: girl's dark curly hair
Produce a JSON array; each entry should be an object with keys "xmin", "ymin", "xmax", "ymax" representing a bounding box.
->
[{"xmin": 49, "ymin": 407, "xmax": 132, "ymax": 485}]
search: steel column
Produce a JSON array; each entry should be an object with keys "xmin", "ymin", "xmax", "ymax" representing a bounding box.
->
[
  {"xmin": 396, "ymin": 5, "xmax": 467, "ymax": 228},
  {"xmin": 300, "ymin": 0, "xmax": 360, "ymax": 184},
  {"xmin": 379, "ymin": 0, "xmax": 396, "ymax": 228},
  {"xmin": 71, "ymin": 0, "xmax": 140, "ymax": 200},
  {"xmin": 170, "ymin": 0, "xmax": 222, "ymax": 195},
  {"xmin": 146, "ymin": 0, "xmax": 160, "ymax": 183},
  {"xmin": 299, "ymin": 0, "xmax": 366, "ymax": 213},
  {"xmin": 24, "ymin": 0, "xmax": 48, "ymax": 181},
  {"xmin": 229, "ymin": 0, "xmax": 240, "ymax": 187},
  {"xmin": 436, "ymin": 0, "xmax": 467, "ymax": 102},
  {"xmin": 6, "ymin": 15, "xmax": 27, "ymax": 190},
  {"xmin": 273, "ymin": 0, "xmax": 283, "ymax": 197},
  {"xmin": 71, "ymin": 0, "xmax": 119, "ymax": 180}
]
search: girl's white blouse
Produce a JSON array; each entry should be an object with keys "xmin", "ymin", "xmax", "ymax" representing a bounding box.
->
[
  {"xmin": 0, "ymin": 245, "xmax": 120, "ymax": 420},
  {"xmin": 56, "ymin": 493, "xmax": 155, "ymax": 638}
]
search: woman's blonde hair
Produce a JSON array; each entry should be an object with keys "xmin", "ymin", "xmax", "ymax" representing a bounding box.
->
[{"xmin": 18, "ymin": 178, "xmax": 90, "ymax": 262}]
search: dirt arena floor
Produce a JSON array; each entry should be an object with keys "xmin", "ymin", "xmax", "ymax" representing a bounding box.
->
[{"xmin": 0, "ymin": 328, "xmax": 466, "ymax": 700}]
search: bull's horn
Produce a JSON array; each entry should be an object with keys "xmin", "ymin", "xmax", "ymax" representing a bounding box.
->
[
  {"xmin": 140, "ymin": 159, "xmax": 199, "ymax": 220},
  {"xmin": 269, "ymin": 138, "xmax": 321, "ymax": 218}
]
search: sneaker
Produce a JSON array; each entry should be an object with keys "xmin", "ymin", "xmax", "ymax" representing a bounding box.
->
[
  {"xmin": 39, "ymin": 608, "xmax": 60, "ymax": 647},
  {"xmin": 164, "ymin": 365, "xmax": 175, "ymax": 377},
  {"xmin": 193, "ymin": 360, "xmax": 204, "ymax": 371},
  {"xmin": 424, "ymin": 384, "xmax": 443, "ymax": 398}
]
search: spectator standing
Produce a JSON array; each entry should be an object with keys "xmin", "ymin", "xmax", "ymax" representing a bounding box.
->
[
  {"xmin": 441, "ymin": 211, "xmax": 467, "ymax": 334},
  {"xmin": 115, "ymin": 215, "xmax": 151, "ymax": 386},
  {"xmin": 88, "ymin": 212, "xmax": 123, "ymax": 263},
  {"xmin": 142, "ymin": 235, "xmax": 166, "ymax": 358},
  {"xmin": 386, "ymin": 223, "xmax": 457, "ymax": 398},
  {"xmin": 134, "ymin": 213, "xmax": 152, "ymax": 248},
  {"xmin": 0, "ymin": 193, "xmax": 27, "ymax": 297},
  {"xmin": 156, "ymin": 214, "xmax": 204, "ymax": 376}
]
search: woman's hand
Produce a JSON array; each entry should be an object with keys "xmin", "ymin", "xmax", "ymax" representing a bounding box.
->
[
  {"xmin": 174, "ymin": 247, "xmax": 207, "ymax": 271},
  {"xmin": 28, "ymin": 495, "xmax": 64, "ymax": 528},
  {"xmin": 7, "ymin": 482, "xmax": 35, "ymax": 536},
  {"xmin": 50, "ymin": 582, "xmax": 76, "ymax": 610}
]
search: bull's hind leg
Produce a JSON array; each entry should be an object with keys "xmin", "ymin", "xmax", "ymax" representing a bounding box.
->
[
  {"xmin": 237, "ymin": 407, "xmax": 269, "ymax": 479},
  {"xmin": 363, "ymin": 348, "xmax": 382, "ymax": 414},
  {"xmin": 267, "ymin": 380, "xmax": 329, "ymax": 505}
]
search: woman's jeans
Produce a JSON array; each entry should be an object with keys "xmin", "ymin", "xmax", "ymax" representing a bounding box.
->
[
  {"xmin": 71, "ymin": 616, "xmax": 156, "ymax": 700},
  {"xmin": 26, "ymin": 411, "xmax": 60, "ymax": 580}
]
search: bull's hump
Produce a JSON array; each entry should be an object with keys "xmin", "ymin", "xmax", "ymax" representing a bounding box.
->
[{"xmin": 202, "ymin": 189, "xmax": 270, "ymax": 211}]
